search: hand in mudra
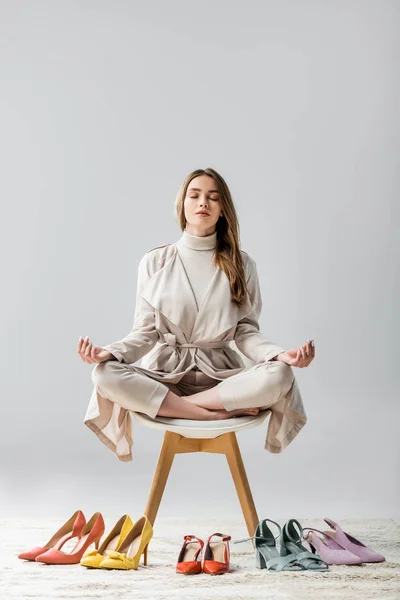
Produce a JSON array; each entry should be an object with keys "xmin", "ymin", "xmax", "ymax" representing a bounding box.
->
[
  {"xmin": 275, "ymin": 339, "xmax": 315, "ymax": 368},
  {"xmin": 77, "ymin": 336, "xmax": 114, "ymax": 364}
]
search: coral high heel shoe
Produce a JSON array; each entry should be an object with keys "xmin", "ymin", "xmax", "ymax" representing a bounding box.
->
[
  {"xmin": 80, "ymin": 514, "xmax": 134, "ymax": 568},
  {"xmin": 99, "ymin": 516, "xmax": 153, "ymax": 570},
  {"xmin": 176, "ymin": 535, "xmax": 204, "ymax": 575},
  {"xmin": 202, "ymin": 532, "xmax": 231, "ymax": 575},
  {"xmin": 322, "ymin": 517, "xmax": 386, "ymax": 563},
  {"xmin": 36, "ymin": 512, "xmax": 105, "ymax": 565},
  {"xmin": 18, "ymin": 510, "xmax": 86, "ymax": 561}
]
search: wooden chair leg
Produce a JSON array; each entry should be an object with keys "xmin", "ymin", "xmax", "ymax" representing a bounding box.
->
[
  {"xmin": 222, "ymin": 433, "xmax": 259, "ymax": 537},
  {"xmin": 144, "ymin": 431, "xmax": 258, "ymax": 536},
  {"xmin": 144, "ymin": 431, "xmax": 180, "ymax": 526}
]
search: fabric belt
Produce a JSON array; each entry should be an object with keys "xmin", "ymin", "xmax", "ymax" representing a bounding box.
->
[{"xmin": 162, "ymin": 333, "xmax": 231, "ymax": 349}]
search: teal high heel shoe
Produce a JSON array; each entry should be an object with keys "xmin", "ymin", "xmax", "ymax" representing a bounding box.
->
[
  {"xmin": 234, "ymin": 519, "xmax": 306, "ymax": 572},
  {"xmin": 279, "ymin": 519, "xmax": 329, "ymax": 571}
]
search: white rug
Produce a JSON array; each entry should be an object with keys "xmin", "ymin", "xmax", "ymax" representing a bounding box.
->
[{"xmin": 2, "ymin": 517, "xmax": 399, "ymax": 600}]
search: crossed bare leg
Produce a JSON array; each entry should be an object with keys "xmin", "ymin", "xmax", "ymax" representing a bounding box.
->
[{"xmin": 156, "ymin": 387, "xmax": 259, "ymax": 420}]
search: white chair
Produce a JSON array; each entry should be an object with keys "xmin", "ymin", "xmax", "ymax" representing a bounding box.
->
[{"xmin": 133, "ymin": 410, "xmax": 270, "ymax": 536}]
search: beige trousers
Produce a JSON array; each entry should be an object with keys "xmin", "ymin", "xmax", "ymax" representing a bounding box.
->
[{"xmin": 91, "ymin": 359, "xmax": 295, "ymax": 419}]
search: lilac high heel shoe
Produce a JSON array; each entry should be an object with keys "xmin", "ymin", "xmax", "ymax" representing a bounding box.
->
[
  {"xmin": 302, "ymin": 528, "xmax": 363, "ymax": 565},
  {"xmin": 322, "ymin": 518, "xmax": 385, "ymax": 563}
]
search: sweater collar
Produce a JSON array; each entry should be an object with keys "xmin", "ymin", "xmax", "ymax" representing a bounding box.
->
[{"xmin": 178, "ymin": 229, "xmax": 217, "ymax": 250}]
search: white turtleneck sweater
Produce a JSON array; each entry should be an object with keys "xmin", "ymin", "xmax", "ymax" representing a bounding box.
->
[{"xmin": 175, "ymin": 229, "xmax": 217, "ymax": 311}]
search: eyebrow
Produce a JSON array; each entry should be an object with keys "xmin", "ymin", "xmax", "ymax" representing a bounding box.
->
[{"xmin": 188, "ymin": 187, "xmax": 219, "ymax": 193}]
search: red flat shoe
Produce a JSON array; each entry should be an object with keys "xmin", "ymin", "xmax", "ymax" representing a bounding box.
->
[
  {"xmin": 202, "ymin": 532, "xmax": 231, "ymax": 575},
  {"xmin": 176, "ymin": 535, "xmax": 204, "ymax": 575},
  {"xmin": 35, "ymin": 512, "xmax": 105, "ymax": 565},
  {"xmin": 18, "ymin": 510, "xmax": 86, "ymax": 561}
]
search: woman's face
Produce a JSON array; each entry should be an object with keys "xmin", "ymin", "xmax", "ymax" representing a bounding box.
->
[{"xmin": 184, "ymin": 175, "xmax": 222, "ymax": 236}]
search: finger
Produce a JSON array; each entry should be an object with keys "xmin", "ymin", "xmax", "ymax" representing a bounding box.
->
[
  {"xmin": 91, "ymin": 345, "xmax": 100, "ymax": 363},
  {"xmin": 299, "ymin": 346, "xmax": 308, "ymax": 367},
  {"xmin": 293, "ymin": 348, "xmax": 302, "ymax": 367},
  {"xmin": 78, "ymin": 337, "xmax": 89, "ymax": 362},
  {"xmin": 305, "ymin": 342, "xmax": 315, "ymax": 366},
  {"xmin": 309, "ymin": 340, "xmax": 315, "ymax": 360},
  {"xmin": 80, "ymin": 336, "xmax": 89, "ymax": 357},
  {"xmin": 82, "ymin": 344, "xmax": 92, "ymax": 362},
  {"xmin": 305, "ymin": 340, "xmax": 311, "ymax": 358}
]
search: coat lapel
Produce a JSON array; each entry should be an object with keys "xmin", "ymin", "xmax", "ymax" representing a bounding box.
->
[{"xmin": 140, "ymin": 245, "xmax": 254, "ymax": 340}]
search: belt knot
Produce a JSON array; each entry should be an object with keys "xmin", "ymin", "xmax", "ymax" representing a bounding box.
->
[{"xmin": 162, "ymin": 333, "xmax": 231, "ymax": 349}]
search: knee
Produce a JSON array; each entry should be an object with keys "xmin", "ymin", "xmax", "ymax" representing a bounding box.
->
[
  {"xmin": 262, "ymin": 360, "xmax": 294, "ymax": 392},
  {"xmin": 273, "ymin": 361, "xmax": 294, "ymax": 387},
  {"xmin": 91, "ymin": 360, "xmax": 117, "ymax": 388}
]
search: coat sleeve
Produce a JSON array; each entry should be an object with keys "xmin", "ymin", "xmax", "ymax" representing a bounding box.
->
[
  {"xmin": 234, "ymin": 256, "xmax": 286, "ymax": 363},
  {"xmin": 103, "ymin": 252, "xmax": 160, "ymax": 364}
]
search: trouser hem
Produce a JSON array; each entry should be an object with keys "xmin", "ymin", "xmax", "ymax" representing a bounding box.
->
[{"xmin": 146, "ymin": 382, "xmax": 170, "ymax": 419}]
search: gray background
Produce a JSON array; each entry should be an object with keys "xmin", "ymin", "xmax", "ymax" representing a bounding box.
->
[{"xmin": 1, "ymin": 0, "xmax": 398, "ymax": 522}]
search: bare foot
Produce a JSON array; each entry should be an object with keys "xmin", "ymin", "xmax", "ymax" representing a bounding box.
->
[
  {"xmin": 228, "ymin": 407, "xmax": 260, "ymax": 418},
  {"xmin": 208, "ymin": 407, "xmax": 260, "ymax": 420}
]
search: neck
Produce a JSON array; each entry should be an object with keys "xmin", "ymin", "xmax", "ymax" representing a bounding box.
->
[{"xmin": 178, "ymin": 228, "xmax": 217, "ymax": 250}]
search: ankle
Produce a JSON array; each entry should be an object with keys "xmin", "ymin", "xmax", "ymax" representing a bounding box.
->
[{"xmin": 205, "ymin": 409, "xmax": 223, "ymax": 421}]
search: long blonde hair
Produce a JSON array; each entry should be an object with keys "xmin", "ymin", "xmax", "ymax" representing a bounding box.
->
[{"xmin": 175, "ymin": 168, "xmax": 248, "ymax": 307}]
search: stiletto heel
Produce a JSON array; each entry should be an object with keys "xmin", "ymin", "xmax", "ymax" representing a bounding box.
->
[
  {"xmin": 18, "ymin": 510, "xmax": 86, "ymax": 561},
  {"xmin": 143, "ymin": 543, "xmax": 149, "ymax": 566},
  {"xmin": 94, "ymin": 539, "xmax": 100, "ymax": 550}
]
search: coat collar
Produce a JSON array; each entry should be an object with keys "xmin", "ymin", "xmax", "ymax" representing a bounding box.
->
[{"xmin": 140, "ymin": 244, "xmax": 253, "ymax": 341}]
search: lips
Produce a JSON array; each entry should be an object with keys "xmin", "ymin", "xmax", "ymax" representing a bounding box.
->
[{"xmin": 196, "ymin": 212, "xmax": 210, "ymax": 215}]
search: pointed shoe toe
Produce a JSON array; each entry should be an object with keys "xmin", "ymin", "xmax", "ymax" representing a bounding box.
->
[
  {"xmin": 36, "ymin": 548, "xmax": 75, "ymax": 564},
  {"xmin": 202, "ymin": 559, "xmax": 230, "ymax": 575},
  {"xmin": 18, "ymin": 547, "xmax": 49, "ymax": 561},
  {"xmin": 176, "ymin": 561, "xmax": 202, "ymax": 575},
  {"xmin": 80, "ymin": 549, "xmax": 104, "ymax": 568}
]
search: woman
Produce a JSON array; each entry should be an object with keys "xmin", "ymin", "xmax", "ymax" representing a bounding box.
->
[{"xmin": 79, "ymin": 168, "xmax": 313, "ymax": 462}]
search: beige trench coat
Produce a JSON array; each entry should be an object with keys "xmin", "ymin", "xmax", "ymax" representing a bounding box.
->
[{"xmin": 84, "ymin": 243, "xmax": 307, "ymax": 459}]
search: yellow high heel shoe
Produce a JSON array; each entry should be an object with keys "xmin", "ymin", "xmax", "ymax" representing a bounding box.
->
[
  {"xmin": 80, "ymin": 514, "xmax": 134, "ymax": 568},
  {"xmin": 99, "ymin": 515, "xmax": 153, "ymax": 570}
]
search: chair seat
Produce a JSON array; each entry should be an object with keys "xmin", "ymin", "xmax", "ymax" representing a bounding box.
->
[{"xmin": 132, "ymin": 410, "xmax": 269, "ymax": 438}]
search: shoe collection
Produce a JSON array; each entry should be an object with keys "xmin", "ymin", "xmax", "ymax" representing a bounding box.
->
[
  {"xmin": 234, "ymin": 518, "xmax": 385, "ymax": 572},
  {"xmin": 17, "ymin": 511, "xmax": 385, "ymax": 574}
]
